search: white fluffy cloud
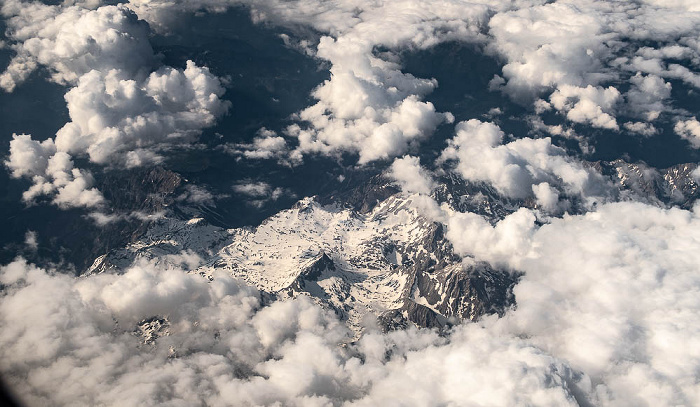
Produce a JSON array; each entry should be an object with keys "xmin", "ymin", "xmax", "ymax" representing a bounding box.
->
[
  {"xmin": 387, "ymin": 155, "xmax": 435, "ymax": 195},
  {"xmin": 237, "ymin": 0, "xmax": 700, "ymax": 159},
  {"xmin": 5, "ymin": 199, "xmax": 700, "ymax": 405},
  {"xmin": 487, "ymin": 2, "xmax": 616, "ymax": 100},
  {"xmin": 487, "ymin": 0, "xmax": 700, "ymax": 128},
  {"xmin": 438, "ymin": 119, "xmax": 610, "ymax": 206},
  {"xmin": 6, "ymin": 135, "xmax": 105, "ymax": 208},
  {"xmin": 439, "ymin": 201, "xmax": 700, "ymax": 406},
  {"xmin": 4, "ymin": 1, "xmax": 700, "ymax": 404},
  {"xmin": 22, "ymin": 0, "xmax": 697, "ymax": 171},
  {"xmin": 624, "ymin": 73, "xmax": 672, "ymax": 121},
  {"xmin": 549, "ymin": 85, "xmax": 621, "ymax": 130},
  {"xmin": 348, "ymin": 326, "xmax": 586, "ymax": 407},
  {"xmin": 285, "ymin": 40, "xmax": 452, "ymax": 164},
  {"xmin": 224, "ymin": 128, "xmax": 289, "ymax": 161},
  {"xmin": 0, "ymin": 2, "xmax": 154, "ymax": 91},
  {"xmin": 54, "ymin": 62, "xmax": 228, "ymax": 165},
  {"xmin": 0, "ymin": 258, "xmax": 347, "ymax": 406},
  {"xmin": 279, "ymin": 0, "xmax": 502, "ymax": 163},
  {"xmin": 0, "ymin": 257, "xmax": 581, "ymax": 406},
  {"xmin": 0, "ymin": 253, "xmax": 593, "ymax": 407},
  {"xmin": 623, "ymin": 121, "xmax": 658, "ymax": 137},
  {"xmin": 675, "ymin": 118, "xmax": 700, "ymax": 148},
  {"xmin": 445, "ymin": 207, "xmax": 537, "ymax": 266},
  {"xmin": 532, "ymin": 181, "xmax": 560, "ymax": 212},
  {"xmin": 130, "ymin": 0, "xmax": 497, "ymax": 164},
  {"xmin": 233, "ymin": 181, "xmax": 292, "ymax": 208},
  {"xmin": 2, "ymin": 2, "xmax": 229, "ymax": 209}
]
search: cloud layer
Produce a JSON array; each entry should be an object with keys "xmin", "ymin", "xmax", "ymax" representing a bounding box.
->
[
  {"xmin": 449, "ymin": 202, "xmax": 700, "ymax": 406},
  {"xmin": 3, "ymin": 0, "xmax": 700, "ymax": 405},
  {"xmin": 127, "ymin": 0, "xmax": 700, "ymax": 163},
  {"xmin": 4, "ymin": 198, "xmax": 700, "ymax": 405},
  {"xmin": 6, "ymin": 0, "xmax": 700, "ymax": 208},
  {"xmin": 0, "ymin": 257, "xmax": 584, "ymax": 406},
  {"xmin": 438, "ymin": 119, "xmax": 611, "ymax": 210},
  {"xmin": 2, "ymin": 2, "xmax": 229, "ymax": 209}
]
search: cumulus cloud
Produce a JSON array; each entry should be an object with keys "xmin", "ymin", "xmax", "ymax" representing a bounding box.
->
[
  {"xmin": 438, "ymin": 119, "xmax": 611, "ymax": 206},
  {"xmin": 0, "ymin": 54, "xmax": 36, "ymax": 93},
  {"xmin": 286, "ymin": 57, "xmax": 451, "ymax": 164},
  {"xmin": 532, "ymin": 181, "xmax": 560, "ymax": 212},
  {"xmin": 619, "ymin": 52, "xmax": 700, "ymax": 91},
  {"xmin": 487, "ymin": 2, "xmax": 617, "ymax": 100},
  {"xmin": 277, "ymin": 0, "xmax": 500, "ymax": 164},
  {"xmin": 624, "ymin": 73, "xmax": 672, "ymax": 121},
  {"xmin": 132, "ymin": 0, "xmax": 496, "ymax": 164},
  {"xmin": 549, "ymin": 85, "xmax": 621, "ymax": 130},
  {"xmin": 674, "ymin": 118, "xmax": 700, "ymax": 148},
  {"xmin": 437, "ymin": 201, "xmax": 700, "ymax": 406},
  {"xmin": 5, "ymin": 135, "xmax": 105, "ymax": 208},
  {"xmin": 623, "ymin": 121, "xmax": 658, "ymax": 137},
  {"xmin": 54, "ymin": 62, "xmax": 228, "ymax": 165},
  {"xmin": 5, "ymin": 134, "xmax": 56, "ymax": 180},
  {"xmin": 0, "ymin": 258, "xmax": 348, "ymax": 406},
  {"xmin": 0, "ymin": 257, "xmax": 593, "ymax": 407},
  {"xmin": 222, "ymin": 128, "xmax": 290, "ymax": 162},
  {"xmin": 486, "ymin": 0, "xmax": 700, "ymax": 135},
  {"xmin": 4, "ymin": 1, "xmax": 700, "ymax": 404},
  {"xmin": 488, "ymin": 0, "xmax": 700, "ymax": 99},
  {"xmin": 119, "ymin": 0, "xmax": 700, "ymax": 162},
  {"xmin": 2, "ymin": 2, "xmax": 229, "ymax": 209},
  {"xmin": 445, "ymin": 207, "xmax": 537, "ymax": 266},
  {"xmin": 506, "ymin": 203, "xmax": 700, "ymax": 405},
  {"xmin": 5, "ymin": 199, "xmax": 700, "ymax": 405},
  {"xmin": 233, "ymin": 181, "xmax": 292, "ymax": 208},
  {"xmin": 387, "ymin": 155, "xmax": 435, "ymax": 195},
  {"xmin": 0, "ymin": 2, "xmax": 154, "ymax": 91}
]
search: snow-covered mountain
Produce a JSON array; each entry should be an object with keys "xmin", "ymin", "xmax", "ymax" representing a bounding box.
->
[
  {"xmin": 86, "ymin": 159, "xmax": 700, "ymax": 337},
  {"xmin": 88, "ymin": 192, "xmax": 516, "ymax": 335}
]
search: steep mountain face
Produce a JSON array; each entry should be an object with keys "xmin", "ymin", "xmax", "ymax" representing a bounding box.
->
[
  {"xmin": 87, "ymin": 191, "xmax": 518, "ymax": 335},
  {"xmin": 87, "ymin": 159, "xmax": 700, "ymax": 336},
  {"xmin": 599, "ymin": 160, "xmax": 700, "ymax": 208}
]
